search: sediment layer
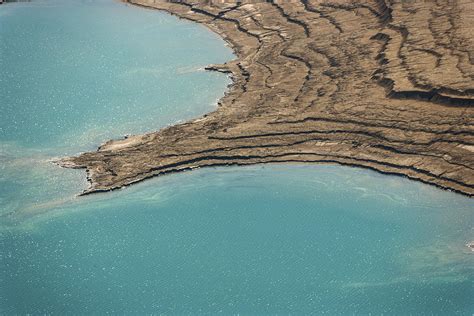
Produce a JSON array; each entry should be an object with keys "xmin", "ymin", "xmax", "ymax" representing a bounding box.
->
[{"xmin": 60, "ymin": 0, "xmax": 474, "ymax": 196}]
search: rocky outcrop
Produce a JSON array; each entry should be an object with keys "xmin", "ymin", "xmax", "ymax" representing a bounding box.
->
[{"xmin": 60, "ymin": 0, "xmax": 474, "ymax": 196}]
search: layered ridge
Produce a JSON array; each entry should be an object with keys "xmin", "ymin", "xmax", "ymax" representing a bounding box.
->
[{"xmin": 60, "ymin": 0, "xmax": 474, "ymax": 196}]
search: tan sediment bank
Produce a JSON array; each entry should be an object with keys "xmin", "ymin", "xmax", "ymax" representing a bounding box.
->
[{"xmin": 60, "ymin": 0, "xmax": 474, "ymax": 196}]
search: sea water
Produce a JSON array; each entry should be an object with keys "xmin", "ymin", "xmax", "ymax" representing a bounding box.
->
[{"xmin": 1, "ymin": 1, "xmax": 473, "ymax": 314}]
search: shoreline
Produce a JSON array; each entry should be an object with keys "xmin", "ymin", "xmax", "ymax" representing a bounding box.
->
[{"xmin": 61, "ymin": 0, "xmax": 474, "ymax": 197}]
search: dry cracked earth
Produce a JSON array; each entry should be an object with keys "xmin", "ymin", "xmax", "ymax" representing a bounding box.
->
[{"xmin": 61, "ymin": 0, "xmax": 474, "ymax": 196}]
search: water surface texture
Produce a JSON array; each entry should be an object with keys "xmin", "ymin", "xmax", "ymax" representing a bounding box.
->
[{"xmin": 1, "ymin": 1, "xmax": 473, "ymax": 315}]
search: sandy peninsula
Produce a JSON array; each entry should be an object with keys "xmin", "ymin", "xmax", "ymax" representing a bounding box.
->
[{"xmin": 60, "ymin": 0, "xmax": 474, "ymax": 196}]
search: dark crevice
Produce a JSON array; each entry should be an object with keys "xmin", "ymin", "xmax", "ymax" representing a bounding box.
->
[
  {"xmin": 319, "ymin": 2, "xmax": 382, "ymax": 20},
  {"xmin": 300, "ymin": 0, "xmax": 343, "ymax": 33},
  {"xmin": 147, "ymin": 137, "xmax": 473, "ymax": 172},
  {"xmin": 269, "ymin": 115, "xmax": 474, "ymax": 136},
  {"xmin": 268, "ymin": 0, "xmax": 310, "ymax": 37},
  {"xmin": 208, "ymin": 127, "xmax": 474, "ymax": 147}
]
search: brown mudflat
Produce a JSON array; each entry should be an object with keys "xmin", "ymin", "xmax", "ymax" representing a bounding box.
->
[{"xmin": 60, "ymin": 0, "xmax": 474, "ymax": 196}]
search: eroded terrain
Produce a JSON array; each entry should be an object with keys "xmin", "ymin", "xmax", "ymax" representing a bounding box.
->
[{"xmin": 61, "ymin": 0, "xmax": 474, "ymax": 196}]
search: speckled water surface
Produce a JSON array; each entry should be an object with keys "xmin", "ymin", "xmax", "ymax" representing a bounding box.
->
[
  {"xmin": 0, "ymin": 1, "xmax": 473, "ymax": 314},
  {"xmin": 0, "ymin": 0, "xmax": 233, "ymax": 221}
]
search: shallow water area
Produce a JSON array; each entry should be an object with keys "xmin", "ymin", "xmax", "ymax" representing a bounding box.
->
[{"xmin": 0, "ymin": 0, "xmax": 473, "ymax": 314}]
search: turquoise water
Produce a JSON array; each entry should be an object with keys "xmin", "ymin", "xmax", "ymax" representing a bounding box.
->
[{"xmin": 1, "ymin": 1, "xmax": 473, "ymax": 315}]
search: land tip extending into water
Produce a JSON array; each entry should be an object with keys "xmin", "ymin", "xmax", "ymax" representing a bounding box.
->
[{"xmin": 59, "ymin": 0, "xmax": 474, "ymax": 196}]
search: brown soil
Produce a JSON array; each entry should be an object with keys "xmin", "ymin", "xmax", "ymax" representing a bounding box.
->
[{"xmin": 60, "ymin": 0, "xmax": 474, "ymax": 196}]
